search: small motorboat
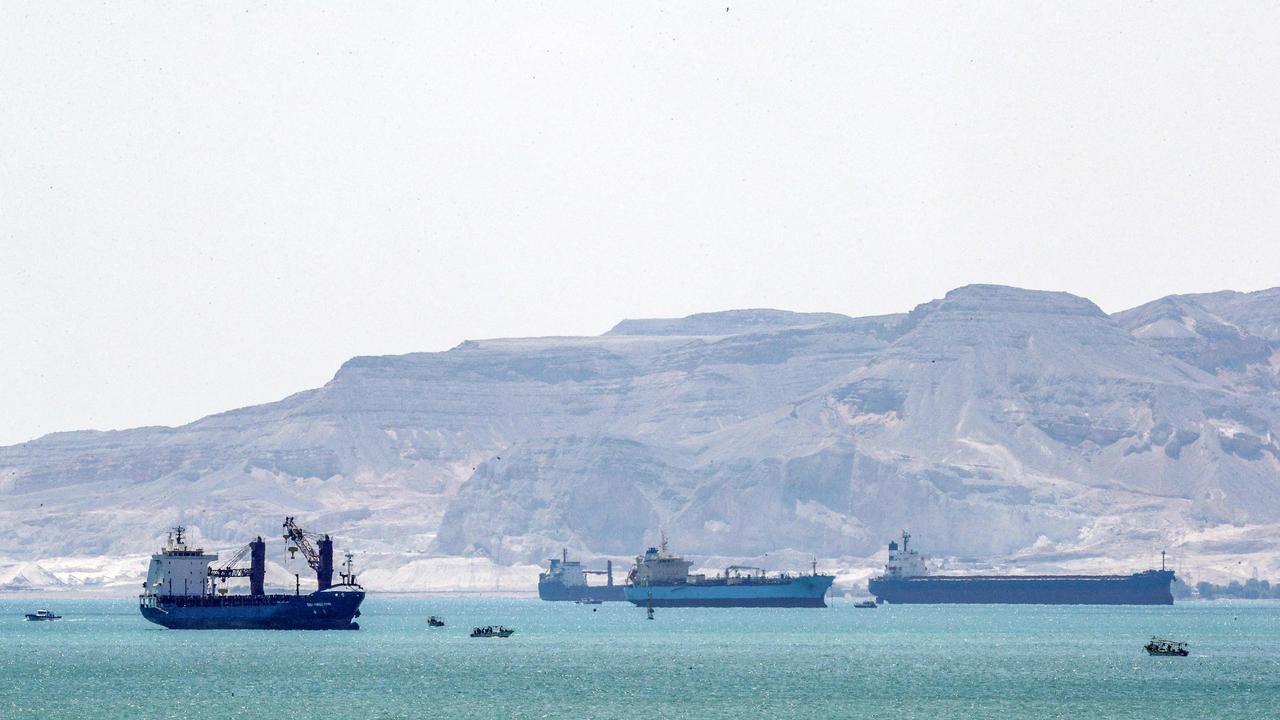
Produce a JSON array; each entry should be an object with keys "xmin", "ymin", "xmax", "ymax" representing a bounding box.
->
[
  {"xmin": 576, "ymin": 598, "xmax": 603, "ymax": 605},
  {"xmin": 853, "ymin": 599, "xmax": 878, "ymax": 609},
  {"xmin": 470, "ymin": 625, "xmax": 515, "ymax": 638},
  {"xmin": 427, "ymin": 615, "xmax": 445, "ymax": 627},
  {"xmin": 24, "ymin": 609, "xmax": 61, "ymax": 621},
  {"xmin": 1144, "ymin": 637, "xmax": 1189, "ymax": 656}
]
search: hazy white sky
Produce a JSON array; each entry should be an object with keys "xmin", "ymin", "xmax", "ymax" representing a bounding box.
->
[{"xmin": 3, "ymin": 2, "xmax": 1279, "ymax": 446}]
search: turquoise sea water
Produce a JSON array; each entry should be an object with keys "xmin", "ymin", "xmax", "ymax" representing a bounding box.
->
[{"xmin": 2, "ymin": 597, "xmax": 1278, "ymax": 719}]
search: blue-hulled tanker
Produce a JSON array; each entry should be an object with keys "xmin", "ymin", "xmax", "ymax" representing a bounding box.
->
[{"xmin": 622, "ymin": 538, "xmax": 834, "ymax": 608}]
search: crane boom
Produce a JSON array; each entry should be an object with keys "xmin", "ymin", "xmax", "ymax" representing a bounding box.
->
[
  {"xmin": 282, "ymin": 516, "xmax": 334, "ymax": 591},
  {"xmin": 207, "ymin": 536, "xmax": 267, "ymax": 595},
  {"xmin": 282, "ymin": 516, "xmax": 319, "ymax": 568},
  {"xmin": 208, "ymin": 543, "xmax": 252, "ymax": 578}
]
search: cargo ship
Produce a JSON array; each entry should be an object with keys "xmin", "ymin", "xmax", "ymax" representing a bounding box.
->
[
  {"xmin": 538, "ymin": 549, "xmax": 625, "ymax": 601},
  {"xmin": 867, "ymin": 532, "xmax": 1175, "ymax": 605},
  {"xmin": 138, "ymin": 519, "xmax": 365, "ymax": 629},
  {"xmin": 622, "ymin": 537, "xmax": 834, "ymax": 608}
]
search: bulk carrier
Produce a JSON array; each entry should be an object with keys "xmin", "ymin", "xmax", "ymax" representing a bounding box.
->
[
  {"xmin": 538, "ymin": 549, "xmax": 625, "ymax": 601},
  {"xmin": 867, "ymin": 532, "xmax": 1175, "ymax": 605},
  {"xmin": 138, "ymin": 519, "xmax": 365, "ymax": 629},
  {"xmin": 622, "ymin": 537, "xmax": 834, "ymax": 608}
]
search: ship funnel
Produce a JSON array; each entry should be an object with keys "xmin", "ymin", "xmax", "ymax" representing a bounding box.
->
[
  {"xmin": 317, "ymin": 535, "xmax": 334, "ymax": 591},
  {"xmin": 249, "ymin": 536, "xmax": 266, "ymax": 596}
]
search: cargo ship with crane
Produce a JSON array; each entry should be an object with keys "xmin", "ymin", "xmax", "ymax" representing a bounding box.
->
[
  {"xmin": 867, "ymin": 531, "xmax": 1176, "ymax": 605},
  {"xmin": 138, "ymin": 518, "xmax": 365, "ymax": 629},
  {"xmin": 538, "ymin": 549, "xmax": 625, "ymax": 601}
]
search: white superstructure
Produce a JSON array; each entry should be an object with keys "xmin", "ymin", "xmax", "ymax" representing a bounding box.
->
[
  {"xmin": 143, "ymin": 527, "xmax": 218, "ymax": 597},
  {"xmin": 545, "ymin": 549, "xmax": 587, "ymax": 587},
  {"xmin": 628, "ymin": 535, "xmax": 694, "ymax": 585},
  {"xmin": 884, "ymin": 531, "xmax": 928, "ymax": 578}
]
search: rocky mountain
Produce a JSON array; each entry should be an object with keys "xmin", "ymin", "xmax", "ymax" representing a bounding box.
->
[
  {"xmin": 3, "ymin": 285, "xmax": 1279, "ymax": 593},
  {"xmin": 1114, "ymin": 288, "xmax": 1280, "ymax": 398}
]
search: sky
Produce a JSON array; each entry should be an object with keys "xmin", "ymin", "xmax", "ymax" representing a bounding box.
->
[{"xmin": 2, "ymin": 2, "xmax": 1279, "ymax": 446}]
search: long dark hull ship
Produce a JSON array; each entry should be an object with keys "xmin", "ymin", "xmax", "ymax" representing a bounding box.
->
[
  {"xmin": 868, "ymin": 533, "xmax": 1175, "ymax": 605},
  {"xmin": 868, "ymin": 571, "xmax": 1174, "ymax": 605}
]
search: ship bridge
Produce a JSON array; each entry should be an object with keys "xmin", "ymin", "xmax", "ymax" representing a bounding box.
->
[
  {"xmin": 885, "ymin": 531, "xmax": 928, "ymax": 578},
  {"xmin": 144, "ymin": 527, "xmax": 219, "ymax": 598}
]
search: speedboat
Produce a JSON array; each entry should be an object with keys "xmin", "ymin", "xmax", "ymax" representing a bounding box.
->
[
  {"xmin": 1144, "ymin": 637, "xmax": 1189, "ymax": 656},
  {"xmin": 471, "ymin": 625, "xmax": 515, "ymax": 638},
  {"xmin": 24, "ymin": 609, "xmax": 61, "ymax": 621}
]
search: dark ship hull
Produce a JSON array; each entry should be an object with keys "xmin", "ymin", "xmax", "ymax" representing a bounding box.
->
[
  {"xmin": 139, "ymin": 589, "xmax": 364, "ymax": 629},
  {"xmin": 868, "ymin": 570, "xmax": 1175, "ymax": 605},
  {"xmin": 537, "ymin": 579, "xmax": 627, "ymax": 602}
]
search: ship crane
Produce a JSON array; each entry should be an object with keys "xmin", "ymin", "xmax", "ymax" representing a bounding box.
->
[
  {"xmin": 582, "ymin": 565, "xmax": 617, "ymax": 583},
  {"xmin": 209, "ymin": 544, "xmax": 251, "ymax": 579},
  {"xmin": 207, "ymin": 536, "xmax": 267, "ymax": 596},
  {"xmin": 282, "ymin": 516, "xmax": 336, "ymax": 591}
]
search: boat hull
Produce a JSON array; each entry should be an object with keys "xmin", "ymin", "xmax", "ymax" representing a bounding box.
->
[
  {"xmin": 538, "ymin": 579, "xmax": 627, "ymax": 602},
  {"xmin": 624, "ymin": 575, "xmax": 834, "ymax": 608},
  {"xmin": 139, "ymin": 589, "xmax": 364, "ymax": 629},
  {"xmin": 868, "ymin": 570, "xmax": 1175, "ymax": 605}
]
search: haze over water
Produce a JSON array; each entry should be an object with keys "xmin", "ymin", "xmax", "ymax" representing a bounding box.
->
[{"xmin": 3, "ymin": 598, "xmax": 1277, "ymax": 719}]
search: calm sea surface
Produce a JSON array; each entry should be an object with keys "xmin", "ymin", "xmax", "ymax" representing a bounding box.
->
[{"xmin": 2, "ymin": 597, "xmax": 1277, "ymax": 719}]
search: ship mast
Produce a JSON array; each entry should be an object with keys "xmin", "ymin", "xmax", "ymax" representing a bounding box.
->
[{"xmin": 339, "ymin": 551, "xmax": 358, "ymax": 586}]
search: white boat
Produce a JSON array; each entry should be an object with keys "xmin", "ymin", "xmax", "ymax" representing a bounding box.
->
[{"xmin": 24, "ymin": 609, "xmax": 62, "ymax": 621}]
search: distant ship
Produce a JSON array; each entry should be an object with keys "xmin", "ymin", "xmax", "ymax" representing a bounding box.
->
[
  {"xmin": 867, "ymin": 532, "xmax": 1175, "ymax": 605},
  {"xmin": 138, "ymin": 520, "xmax": 365, "ymax": 629},
  {"xmin": 538, "ymin": 549, "xmax": 625, "ymax": 601},
  {"xmin": 622, "ymin": 537, "xmax": 834, "ymax": 608},
  {"xmin": 23, "ymin": 609, "xmax": 61, "ymax": 621}
]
